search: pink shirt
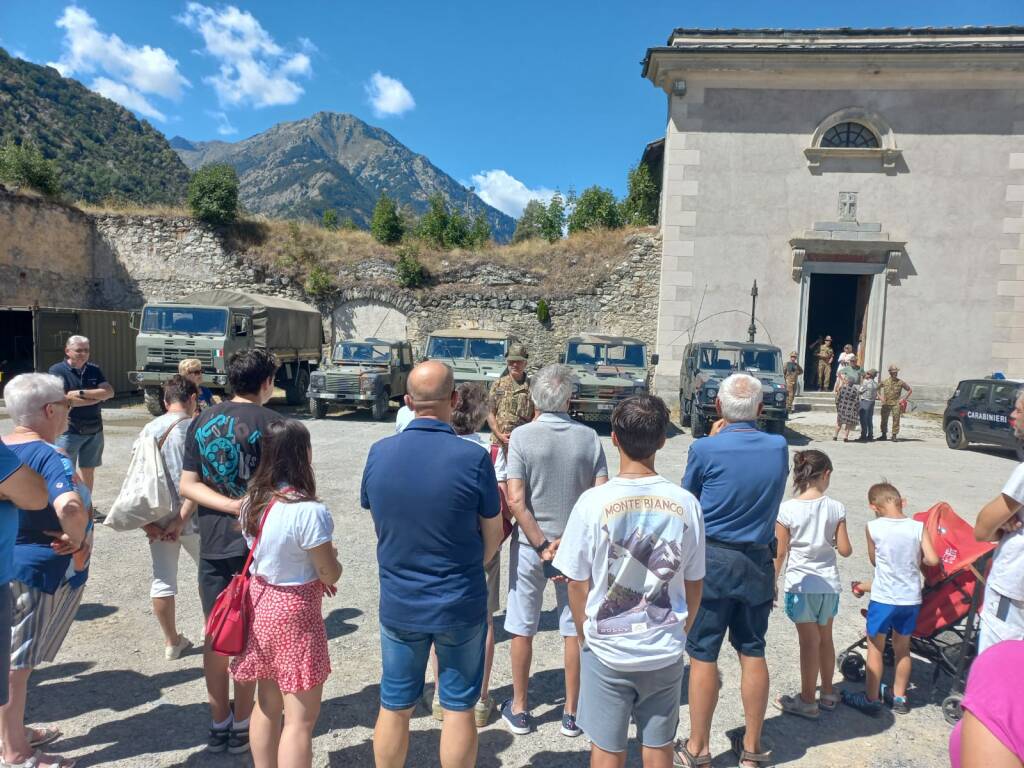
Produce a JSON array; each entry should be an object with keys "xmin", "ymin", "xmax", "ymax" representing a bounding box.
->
[{"xmin": 950, "ymin": 640, "xmax": 1024, "ymax": 768}]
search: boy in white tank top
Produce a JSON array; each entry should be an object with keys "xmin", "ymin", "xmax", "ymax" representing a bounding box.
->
[{"xmin": 844, "ymin": 482, "xmax": 939, "ymax": 715}]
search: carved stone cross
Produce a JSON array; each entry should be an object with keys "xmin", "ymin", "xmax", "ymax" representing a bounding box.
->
[{"xmin": 839, "ymin": 192, "xmax": 857, "ymax": 222}]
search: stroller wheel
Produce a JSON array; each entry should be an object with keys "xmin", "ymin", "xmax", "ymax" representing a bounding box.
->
[
  {"xmin": 942, "ymin": 693, "xmax": 965, "ymax": 725},
  {"xmin": 839, "ymin": 652, "xmax": 866, "ymax": 682}
]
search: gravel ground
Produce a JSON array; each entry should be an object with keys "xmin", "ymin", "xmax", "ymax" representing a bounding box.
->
[{"xmin": 2, "ymin": 402, "xmax": 1014, "ymax": 768}]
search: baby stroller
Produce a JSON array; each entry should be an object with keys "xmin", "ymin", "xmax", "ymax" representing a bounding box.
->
[{"xmin": 837, "ymin": 502, "xmax": 996, "ymax": 724}]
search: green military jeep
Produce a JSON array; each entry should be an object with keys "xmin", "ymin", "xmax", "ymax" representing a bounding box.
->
[
  {"xmin": 307, "ymin": 338, "xmax": 413, "ymax": 420},
  {"xmin": 423, "ymin": 328, "xmax": 513, "ymax": 387},
  {"xmin": 563, "ymin": 334, "xmax": 658, "ymax": 421}
]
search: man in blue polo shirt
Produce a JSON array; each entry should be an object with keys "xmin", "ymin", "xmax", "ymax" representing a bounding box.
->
[
  {"xmin": 361, "ymin": 360, "xmax": 502, "ymax": 768},
  {"xmin": 48, "ymin": 335, "xmax": 113, "ymax": 493},
  {"xmin": 676, "ymin": 373, "xmax": 788, "ymax": 768}
]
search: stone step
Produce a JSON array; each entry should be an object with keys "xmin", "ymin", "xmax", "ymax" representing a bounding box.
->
[{"xmin": 793, "ymin": 401, "xmax": 836, "ymax": 412}]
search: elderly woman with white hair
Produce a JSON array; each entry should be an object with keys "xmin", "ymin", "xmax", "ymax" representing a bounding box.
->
[
  {"xmin": 501, "ymin": 364, "xmax": 608, "ymax": 738},
  {"xmin": 1, "ymin": 373, "xmax": 91, "ymax": 768}
]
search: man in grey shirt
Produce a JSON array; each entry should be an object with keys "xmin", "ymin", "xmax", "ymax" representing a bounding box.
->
[{"xmin": 501, "ymin": 364, "xmax": 608, "ymax": 738}]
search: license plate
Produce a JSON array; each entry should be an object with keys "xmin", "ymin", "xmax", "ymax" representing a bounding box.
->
[
  {"xmin": 316, "ymin": 393, "xmax": 337, "ymax": 400},
  {"xmin": 146, "ymin": 355, "xmax": 163, "ymax": 363},
  {"xmin": 597, "ymin": 403, "xmax": 614, "ymax": 411}
]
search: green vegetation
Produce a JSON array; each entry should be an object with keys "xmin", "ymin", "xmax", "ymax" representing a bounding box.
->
[
  {"xmin": 321, "ymin": 208, "xmax": 338, "ymax": 230},
  {"xmin": 0, "ymin": 140, "xmax": 61, "ymax": 197},
  {"xmin": 513, "ymin": 193, "xmax": 566, "ymax": 244},
  {"xmin": 395, "ymin": 244, "xmax": 427, "ymax": 288},
  {"xmin": 413, "ymin": 192, "xmax": 490, "ymax": 250},
  {"xmin": 621, "ymin": 163, "xmax": 659, "ymax": 226},
  {"xmin": 537, "ymin": 298, "xmax": 551, "ymax": 324},
  {"xmin": 371, "ymin": 193, "xmax": 404, "ymax": 245},
  {"xmin": 304, "ymin": 264, "xmax": 334, "ymax": 297},
  {"xmin": 0, "ymin": 48, "xmax": 189, "ymax": 205},
  {"xmin": 187, "ymin": 164, "xmax": 240, "ymax": 225},
  {"xmin": 568, "ymin": 186, "xmax": 621, "ymax": 234},
  {"xmin": 339, "ymin": 216, "xmax": 358, "ymax": 231}
]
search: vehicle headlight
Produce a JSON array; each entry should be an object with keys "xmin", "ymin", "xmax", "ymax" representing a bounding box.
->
[
  {"xmin": 572, "ymin": 383, "xmax": 581, "ymax": 396},
  {"xmin": 703, "ymin": 387, "xmax": 718, "ymax": 403},
  {"xmin": 775, "ymin": 392, "xmax": 786, "ymax": 403},
  {"xmin": 310, "ymin": 373, "xmax": 325, "ymax": 391},
  {"xmin": 360, "ymin": 374, "xmax": 377, "ymax": 393},
  {"xmin": 633, "ymin": 386, "xmax": 646, "ymax": 395}
]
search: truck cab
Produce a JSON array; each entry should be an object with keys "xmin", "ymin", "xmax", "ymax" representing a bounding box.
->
[
  {"xmin": 563, "ymin": 334, "xmax": 657, "ymax": 421},
  {"xmin": 308, "ymin": 338, "xmax": 413, "ymax": 420},
  {"xmin": 423, "ymin": 328, "xmax": 512, "ymax": 386}
]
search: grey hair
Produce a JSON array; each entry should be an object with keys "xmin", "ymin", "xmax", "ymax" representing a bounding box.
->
[
  {"xmin": 4, "ymin": 373, "xmax": 66, "ymax": 427},
  {"xmin": 66, "ymin": 335, "xmax": 89, "ymax": 347},
  {"xmin": 531, "ymin": 364, "xmax": 577, "ymax": 413},
  {"xmin": 718, "ymin": 373, "xmax": 762, "ymax": 422}
]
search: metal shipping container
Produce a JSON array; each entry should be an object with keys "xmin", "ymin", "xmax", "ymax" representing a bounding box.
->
[{"xmin": 0, "ymin": 307, "xmax": 139, "ymax": 396}]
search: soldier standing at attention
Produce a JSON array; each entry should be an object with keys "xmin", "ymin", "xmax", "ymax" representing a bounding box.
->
[
  {"xmin": 879, "ymin": 365, "xmax": 912, "ymax": 442},
  {"xmin": 488, "ymin": 344, "xmax": 534, "ymax": 454},
  {"xmin": 784, "ymin": 352, "xmax": 803, "ymax": 412},
  {"xmin": 814, "ymin": 336, "xmax": 834, "ymax": 391}
]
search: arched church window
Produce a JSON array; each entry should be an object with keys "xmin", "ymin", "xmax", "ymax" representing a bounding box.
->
[{"xmin": 820, "ymin": 122, "xmax": 880, "ymax": 149}]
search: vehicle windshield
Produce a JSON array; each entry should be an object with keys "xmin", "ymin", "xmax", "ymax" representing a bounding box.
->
[
  {"xmin": 699, "ymin": 347, "xmax": 780, "ymax": 373},
  {"xmin": 565, "ymin": 342, "xmax": 646, "ymax": 368},
  {"xmin": 142, "ymin": 306, "xmax": 228, "ymax": 336},
  {"xmin": 426, "ymin": 337, "xmax": 507, "ymax": 361},
  {"xmin": 333, "ymin": 343, "xmax": 391, "ymax": 363}
]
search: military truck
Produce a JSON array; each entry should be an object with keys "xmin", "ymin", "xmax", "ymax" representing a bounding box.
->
[
  {"xmin": 679, "ymin": 341, "xmax": 788, "ymax": 437},
  {"xmin": 423, "ymin": 328, "xmax": 513, "ymax": 386},
  {"xmin": 307, "ymin": 338, "xmax": 413, "ymax": 420},
  {"xmin": 129, "ymin": 290, "xmax": 324, "ymax": 416},
  {"xmin": 562, "ymin": 334, "xmax": 658, "ymax": 421}
]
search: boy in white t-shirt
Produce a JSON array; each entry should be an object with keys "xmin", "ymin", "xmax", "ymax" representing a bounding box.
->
[
  {"xmin": 844, "ymin": 482, "xmax": 938, "ymax": 716},
  {"xmin": 554, "ymin": 395, "xmax": 705, "ymax": 767}
]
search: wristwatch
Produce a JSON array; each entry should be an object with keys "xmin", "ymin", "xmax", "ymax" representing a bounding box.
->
[
  {"xmin": 78, "ymin": 389, "xmax": 86, "ymax": 399},
  {"xmin": 534, "ymin": 539, "xmax": 551, "ymax": 555}
]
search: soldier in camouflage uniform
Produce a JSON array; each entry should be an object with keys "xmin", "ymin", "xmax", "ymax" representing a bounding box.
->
[
  {"xmin": 488, "ymin": 344, "xmax": 533, "ymax": 449},
  {"xmin": 814, "ymin": 335, "xmax": 834, "ymax": 391},
  {"xmin": 783, "ymin": 352, "xmax": 803, "ymax": 412},
  {"xmin": 879, "ymin": 364, "xmax": 913, "ymax": 442}
]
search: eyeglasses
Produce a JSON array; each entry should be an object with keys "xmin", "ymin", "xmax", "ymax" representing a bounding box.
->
[{"xmin": 45, "ymin": 399, "xmax": 70, "ymax": 410}]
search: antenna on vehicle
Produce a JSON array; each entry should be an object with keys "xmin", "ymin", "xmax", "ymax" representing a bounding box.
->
[
  {"xmin": 689, "ymin": 284, "xmax": 708, "ymax": 348},
  {"xmin": 370, "ymin": 308, "xmax": 393, "ymax": 340}
]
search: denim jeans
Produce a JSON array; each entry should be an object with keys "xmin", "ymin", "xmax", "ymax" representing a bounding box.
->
[
  {"xmin": 859, "ymin": 401, "xmax": 875, "ymax": 438},
  {"xmin": 379, "ymin": 622, "xmax": 487, "ymax": 711}
]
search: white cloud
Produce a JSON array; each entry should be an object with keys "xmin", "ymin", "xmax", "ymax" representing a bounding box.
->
[
  {"xmin": 92, "ymin": 77, "xmax": 166, "ymax": 121},
  {"xmin": 178, "ymin": 3, "xmax": 312, "ymax": 108},
  {"xmin": 207, "ymin": 110, "xmax": 237, "ymax": 136},
  {"xmin": 469, "ymin": 170, "xmax": 556, "ymax": 219},
  {"xmin": 365, "ymin": 72, "xmax": 415, "ymax": 118}
]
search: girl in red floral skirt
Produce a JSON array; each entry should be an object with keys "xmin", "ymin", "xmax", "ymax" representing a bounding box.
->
[{"xmin": 231, "ymin": 420, "xmax": 342, "ymax": 768}]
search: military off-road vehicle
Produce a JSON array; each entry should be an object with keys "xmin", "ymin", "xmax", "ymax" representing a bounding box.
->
[
  {"xmin": 562, "ymin": 334, "xmax": 658, "ymax": 421},
  {"xmin": 307, "ymin": 338, "xmax": 413, "ymax": 420},
  {"xmin": 423, "ymin": 328, "xmax": 513, "ymax": 386},
  {"xmin": 679, "ymin": 341, "xmax": 788, "ymax": 437}
]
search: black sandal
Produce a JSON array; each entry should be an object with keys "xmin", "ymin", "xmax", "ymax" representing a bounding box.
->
[
  {"xmin": 728, "ymin": 729, "xmax": 774, "ymax": 767},
  {"xmin": 673, "ymin": 739, "xmax": 713, "ymax": 767}
]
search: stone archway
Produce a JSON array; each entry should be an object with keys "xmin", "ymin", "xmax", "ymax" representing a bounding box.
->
[{"xmin": 330, "ymin": 288, "xmax": 417, "ymax": 345}]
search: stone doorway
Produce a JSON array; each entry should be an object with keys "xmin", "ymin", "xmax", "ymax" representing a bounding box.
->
[
  {"xmin": 331, "ymin": 298, "xmax": 409, "ymax": 345},
  {"xmin": 802, "ymin": 273, "xmax": 872, "ymax": 390}
]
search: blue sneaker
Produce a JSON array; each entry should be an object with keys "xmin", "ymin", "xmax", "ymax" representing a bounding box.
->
[
  {"xmin": 560, "ymin": 712, "xmax": 582, "ymax": 737},
  {"xmin": 841, "ymin": 689, "xmax": 882, "ymax": 716},
  {"xmin": 500, "ymin": 699, "xmax": 532, "ymax": 735}
]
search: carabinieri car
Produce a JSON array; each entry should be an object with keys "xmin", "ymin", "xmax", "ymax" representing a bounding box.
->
[{"xmin": 943, "ymin": 376, "xmax": 1024, "ymax": 459}]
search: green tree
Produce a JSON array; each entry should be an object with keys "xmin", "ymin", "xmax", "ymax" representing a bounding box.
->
[
  {"xmin": 187, "ymin": 164, "xmax": 239, "ymax": 225},
  {"xmin": 370, "ymin": 193, "xmax": 404, "ymax": 245},
  {"xmin": 304, "ymin": 264, "xmax": 333, "ymax": 297},
  {"xmin": 339, "ymin": 216, "xmax": 359, "ymax": 231},
  {"xmin": 513, "ymin": 199, "xmax": 547, "ymax": 243},
  {"xmin": 0, "ymin": 140, "xmax": 61, "ymax": 197},
  {"xmin": 418, "ymin": 193, "xmax": 450, "ymax": 249},
  {"xmin": 444, "ymin": 209, "xmax": 470, "ymax": 249},
  {"xmin": 469, "ymin": 213, "xmax": 492, "ymax": 249},
  {"xmin": 536, "ymin": 298, "xmax": 551, "ymax": 324},
  {"xmin": 395, "ymin": 244, "xmax": 426, "ymax": 288},
  {"xmin": 541, "ymin": 192, "xmax": 566, "ymax": 243},
  {"xmin": 321, "ymin": 208, "xmax": 339, "ymax": 230},
  {"xmin": 621, "ymin": 163, "xmax": 659, "ymax": 226},
  {"xmin": 568, "ymin": 185, "xmax": 622, "ymax": 234}
]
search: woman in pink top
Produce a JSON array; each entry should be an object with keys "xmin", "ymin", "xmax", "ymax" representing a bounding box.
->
[{"xmin": 949, "ymin": 640, "xmax": 1024, "ymax": 768}]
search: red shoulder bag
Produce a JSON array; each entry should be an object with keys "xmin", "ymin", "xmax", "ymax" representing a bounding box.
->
[{"xmin": 204, "ymin": 498, "xmax": 278, "ymax": 657}]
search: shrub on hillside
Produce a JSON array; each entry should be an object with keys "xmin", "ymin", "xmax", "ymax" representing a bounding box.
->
[
  {"xmin": 0, "ymin": 140, "xmax": 61, "ymax": 197},
  {"xmin": 188, "ymin": 164, "xmax": 239, "ymax": 225},
  {"xmin": 568, "ymin": 186, "xmax": 622, "ymax": 234},
  {"xmin": 395, "ymin": 244, "xmax": 426, "ymax": 288},
  {"xmin": 621, "ymin": 163, "xmax": 659, "ymax": 226},
  {"xmin": 371, "ymin": 193, "xmax": 404, "ymax": 244},
  {"xmin": 305, "ymin": 264, "xmax": 334, "ymax": 297},
  {"xmin": 322, "ymin": 208, "xmax": 339, "ymax": 230},
  {"xmin": 537, "ymin": 298, "xmax": 551, "ymax": 324}
]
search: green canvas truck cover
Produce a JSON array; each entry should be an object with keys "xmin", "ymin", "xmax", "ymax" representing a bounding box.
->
[{"xmin": 183, "ymin": 290, "xmax": 323, "ymax": 352}]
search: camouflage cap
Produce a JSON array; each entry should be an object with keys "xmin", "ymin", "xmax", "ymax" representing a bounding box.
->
[
  {"xmin": 888, "ymin": 364, "xmax": 899, "ymax": 373},
  {"xmin": 789, "ymin": 351, "xmax": 798, "ymax": 357},
  {"xmin": 506, "ymin": 344, "xmax": 529, "ymax": 361}
]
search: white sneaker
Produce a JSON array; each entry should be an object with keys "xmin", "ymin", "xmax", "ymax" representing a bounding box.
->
[
  {"xmin": 474, "ymin": 696, "xmax": 494, "ymax": 727},
  {"xmin": 165, "ymin": 634, "xmax": 193, "ymax": 660}
]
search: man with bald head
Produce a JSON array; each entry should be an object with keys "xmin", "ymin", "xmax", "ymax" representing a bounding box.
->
[{"xmin": 361, "ymin": 360, "xmax": 503, "ymax": 768}]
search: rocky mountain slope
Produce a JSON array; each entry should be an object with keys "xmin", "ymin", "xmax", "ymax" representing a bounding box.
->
[
  {"xmin": 0, "ymin": 48, "xmax": 190, "ymax": 205},
  {"xmin": 172, "ymin": 111, "xmax": 514, "ymax": 240}
]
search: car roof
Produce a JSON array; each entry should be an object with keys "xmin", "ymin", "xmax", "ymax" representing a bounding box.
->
[
  {"xmin": 336, "ymin": 338, "xmax": 405, "ymax": 345},
  {"xmin": 428, "ymin": 328, "xmax": 509, "ymax": 340},
  {"xmin": 691, "ymin": 340, "xmax": 781, "ymax": 352},
  {"xmin": 957, "ymin": 377, "xmax": 1024, "ymax": 386},
  {"xmin": 567, "ymin": 333, "xmax": 646, "ymax": 345}
]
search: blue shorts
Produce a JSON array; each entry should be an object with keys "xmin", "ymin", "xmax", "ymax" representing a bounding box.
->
[
  {"xmin": 55, "ymin": 431, "xmax": 104, "ymax": 469},
  {"xmin": 379, "ymin": 622, "xmax": 486, "ymax": 712},
  {"xmin": 784, "ymin": 593, "xmax": 840, "ymax": 626},
  {"xmin": 866, "ymin": 601, "xmax": 920, "ymax": 637}
]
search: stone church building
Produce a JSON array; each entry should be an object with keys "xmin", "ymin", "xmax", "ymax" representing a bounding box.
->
[{"xmin": 643, "ymin": 27, "xmax": 1024, "ymax": 404}]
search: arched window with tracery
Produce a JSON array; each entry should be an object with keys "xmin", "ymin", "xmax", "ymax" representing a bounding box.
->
[{"xmin": 819, "ymin": 122, "xmax": 880, "ymax": 149}]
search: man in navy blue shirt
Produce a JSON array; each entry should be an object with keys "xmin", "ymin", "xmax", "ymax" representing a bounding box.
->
[
  {"xmin": 48, "ymin": 335, "xmax": 113, "ymax": 493},
  {"xmin": 361, "ymin": 360, "xmax": 502, "ymax": 768},
  {"xmin": 677, "ymin": 373, "xmax": 788, "ymax": 768}
]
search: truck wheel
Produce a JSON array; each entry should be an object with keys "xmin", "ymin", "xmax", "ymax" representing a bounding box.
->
[
  {"xmin": 766, "ymin": 419, "xmax": 786, "ymax": 435},
  {"xmin": 372, "ymin": 390, "xmax": 389, "ymax": 421},
  {"xmin": 286, "ymin": 368, "xmax": 310, "ymax": 406},
  {"xmin": 680, "ymin": 396, "xmax": 691, "ymax": 427},
  {"xmin": 309, "ymin": 397, "xmax": 327, "ymax": 420},
  {"xmin": 944, "ymin": 420, "xmax": 967, "ymax": 449},
  {"xmin": 691, "ymin": 409, "xmax": 706, "ymax": 438},
  {"xmin": 144, "ymin": 387, "xmax": 166, "ymax": 416}
]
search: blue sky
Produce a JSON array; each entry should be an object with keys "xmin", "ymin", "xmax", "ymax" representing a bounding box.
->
[{"xmin": 2, "ymin": 1, "xmax": 1022, "ymax": 218}]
